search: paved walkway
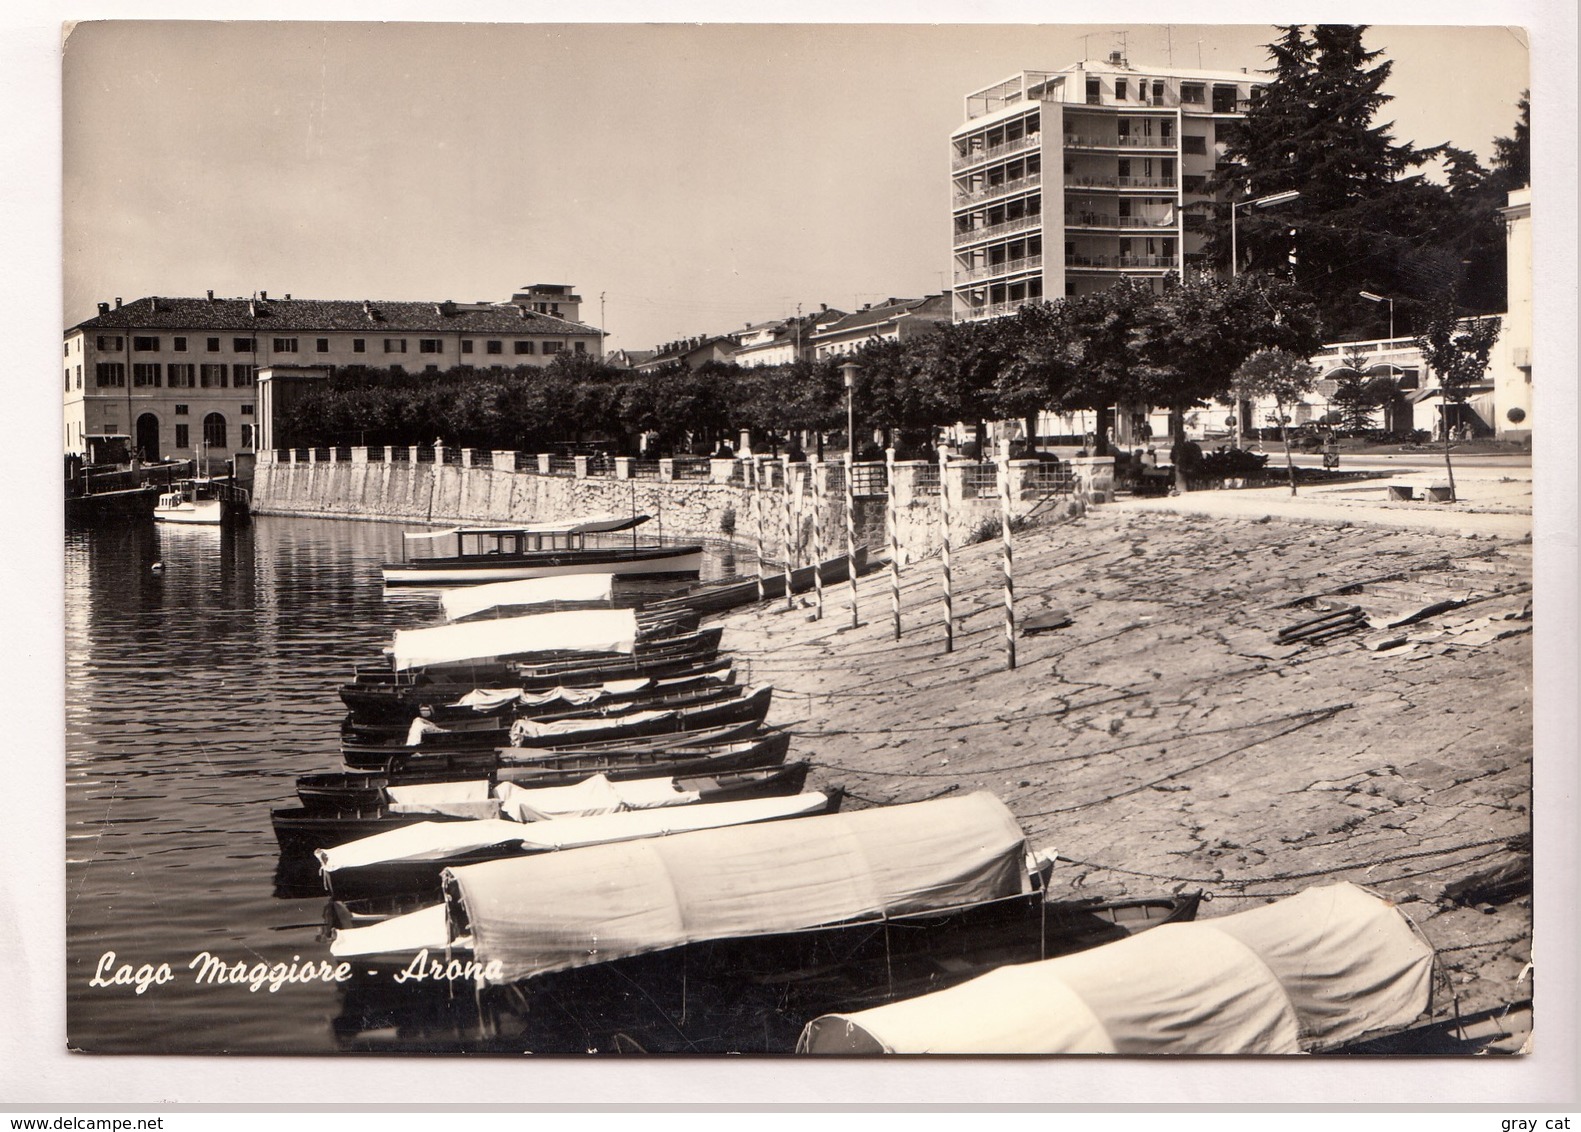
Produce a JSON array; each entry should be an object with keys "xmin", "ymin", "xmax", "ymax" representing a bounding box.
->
[{"xmin": 1109, "ymin": 465, "xmax": 1532, "ymax": 541}]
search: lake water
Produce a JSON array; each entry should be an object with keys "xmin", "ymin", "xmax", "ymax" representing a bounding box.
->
[{"xmin": 64, "ymin": 516, "xmax": 747, "ymax": 1055}]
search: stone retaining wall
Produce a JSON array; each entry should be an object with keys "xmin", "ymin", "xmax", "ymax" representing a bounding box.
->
[{"xmin": 251, "ymin": 448, "xmax": 1108, "ymax": 562}]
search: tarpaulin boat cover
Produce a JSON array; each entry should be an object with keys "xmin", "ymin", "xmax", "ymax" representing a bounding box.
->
[
  {"xmin": 508, "ymin": 708, "xmax": 673, "ymax": 743},
  {"xmin": 404, "ymin": 515, "xmax": 640, "ymax": 541},
  {"xmin": 444, "ymin": 791, "xmax": 1030, "ymax": 986},
  {"xmin": 441, "ymin": 574, "xmax": 616, "ymax": 621},
  {"xmin": 796, "ymin": 883, "xmax": 1434, "ymax": 1055},
  {"xmin": 390, "ymin": 609, "xmax": 638, "ymax": 671},
  {"xmin": 493, "ymin": 774, "xmax": 697, "ymax": 821},
  {"xmin": 317, "ymin": 793, "xmax": 831, "ymax": 874},
  {"xmin": 449, "ymin": 678, "xmax": 655, "ymax": 712},
  {"xmin": 331, "ymin": 902, "xmax": 452, "ymax": 959},
  {"xmin": 385, "ymin": 779, "xmax": 502, "ymax": 820}
]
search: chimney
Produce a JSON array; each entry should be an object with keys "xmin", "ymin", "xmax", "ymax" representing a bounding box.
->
[
  {"xmin": 259, "ymin": 290, "xmax": 268, "ymax": 302},
  {"xmin": 97, "ymin": 302, "xmax": 109, "ymax": 315},
  {"xmin": 206, "ymin": 290, "xmax": 214, "ymax": 302},
  {"xmin": 284, "ymin": 293, "xmax": 291, "ymax": 301},
  {"xmin": 114, "ymin": 297, "xmax": 122, "ymax": 309}
]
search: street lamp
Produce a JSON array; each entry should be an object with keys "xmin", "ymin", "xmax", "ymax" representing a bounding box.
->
[
  {"xmin": 1359, "ymin": 291, "xmax": 1395, "ymax": 343},
  {"xmin": 1230, "ymin": 190, "xmax": 1301, "ymax": 277}
]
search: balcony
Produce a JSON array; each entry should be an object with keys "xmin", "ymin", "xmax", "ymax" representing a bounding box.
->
[
  {"xmin": 957, "ymin": 300, "xmax": 1035, "ymax": 321},
  {"xmin": 1064, "ymin": 212, "xmax": 1176, "ymax": 231},
  {"xmin": 955, "ymin": 255, "xmax": 1044, "ymax": 284},
  {"xmin": 952, "ymin": 132, "xmax": 1041, "ymax": 170},
  {"xmin": 1061, "ymin": 132, "xmax": 1177, "ymax": 151},
  {"xmin": 953, "ymin": 213, "xmax": 1042, "ymax": 246},
  {"xmin": 1065, "ymin": 175, "xmax": 1176, "ymax": 191},
  {"xmin": 1066, "ymin": 254, "xmax": 1180, "ymax": 271},
  {"xmin": 953, "ymin": 173, "xmax": 1042, "ymax": 207}
]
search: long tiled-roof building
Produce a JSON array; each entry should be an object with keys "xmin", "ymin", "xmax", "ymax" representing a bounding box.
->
[{"xmin": 62, "ymin": 284, "xmax": 602, "ymax": 459}]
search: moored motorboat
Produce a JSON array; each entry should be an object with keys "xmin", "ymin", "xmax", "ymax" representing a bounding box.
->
[
  {"xmin": 381, "ymin": 517, "xmax": 703, "ymax": 585},
  {"xmin": 152, "ymin": 477, "xmax": 249, "ymax": 524}
]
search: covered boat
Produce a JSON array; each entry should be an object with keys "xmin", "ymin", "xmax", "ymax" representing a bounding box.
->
[
  {"xmin": 315, "ymin": 789, "xmax": 840, "ymax": 899},
  {"xmin": 440, "ymin": 574, "xmax": 616, "ymax": 621},
  {"xmin": 381, "ymin": 517, "xmax": 703, "ymax": 585},
  {"xmin": 796, "ymin": 882, "xmax": 1435, "ymax": 1055},
  {"xmin": 388, "ymin": 608, "xmax": 640, "ymax": 672}
]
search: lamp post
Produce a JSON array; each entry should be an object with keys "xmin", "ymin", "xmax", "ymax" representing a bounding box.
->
[
  {"xmin": 839, "ymin": 360, "xmax": 861, "ymax": 629},
  {"xmin": 1230, "ymin": 189, "xmax": 1301, "ymax": 277},
  {"xmin": 1359, "ymin": 291, "xmax": 1395, "ymax": 343}
]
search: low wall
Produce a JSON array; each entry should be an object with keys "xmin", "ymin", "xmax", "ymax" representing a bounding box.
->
[{"xmin": 251, "ymin": 448, "xmax": 1105, "ymax": 563}]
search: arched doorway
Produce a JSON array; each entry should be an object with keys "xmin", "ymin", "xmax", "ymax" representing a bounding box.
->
[
  {"xmin": 202, "ymin": 412, "xmax": 227, "ymax": 451},
  {"xmin": 135, "ymin": 413, "xmax": 159, "ymax": 461}
]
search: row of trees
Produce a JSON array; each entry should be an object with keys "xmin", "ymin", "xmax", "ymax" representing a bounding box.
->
[
  {"xmin": 1208, "ymin": 25, "xmax": 1528, "ymax": 340},
  {"xmin": 276, "ymin": 270, "xmax": 1323, "ymax": 495}
]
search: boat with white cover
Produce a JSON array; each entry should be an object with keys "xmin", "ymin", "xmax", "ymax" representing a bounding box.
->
[{"xmin": 381, "ymin": 516, "xmax": 703, "ymax": 585}]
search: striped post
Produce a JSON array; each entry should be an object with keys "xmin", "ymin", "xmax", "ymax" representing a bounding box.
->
[
  {"xmin": 811, "ymin": 457, "xmax": 825, "ymax": 620},
  {"xmin": 886, "ymin": 448, "xmax": 900, "ymax": 640},
  {"xmin": 999, "ymin": 440, "xmax": 1016, "ymax": 671},
  {"xmin": 752, "ymin": 458, "xmax": 765, "ymax": 602},
  {"xmin": 938, "ymin": 446, "xmax": 953, "ymax": 653},
  {"xmin": 781, "ymin": 454, "xmax": 794, "ymax": 611},
  {"xmin": 845, "ymin": 453, "xmax": 859, "ymax": 629}
]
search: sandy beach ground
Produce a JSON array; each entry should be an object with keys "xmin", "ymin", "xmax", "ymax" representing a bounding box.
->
[{"xmin": 721, "ymin": 484, "xmax": 1533, "ymax": 1026}]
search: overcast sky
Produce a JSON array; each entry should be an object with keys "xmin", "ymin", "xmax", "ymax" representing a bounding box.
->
[{"xmin": 62, "ymin": 20, "xmax": 1530, "ymax": 352}]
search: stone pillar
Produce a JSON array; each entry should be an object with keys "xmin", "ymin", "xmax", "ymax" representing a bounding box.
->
[
  {"xmin": 738, "ymin": 429, "xmax": 753, "ymax": 457},
  {"xmin": 614, "ymin": 457, "xmax": 633, "ymax": 480},
  {"xmin": 537, "ymin": 454, "xmax": 552, "ymax": 474},
  {"xmin": 492, "ymin": 450, "xmax": 515, "ymax": 471},
  {"xmin": 351, "ymin": 446, "xmax": 368, "ymax": 464},
  {"xmin": 1069, "ymin": 456, "xmax": 1116, "ymax": 504},
  {"xmin": 574, "ymin": 455, "xmax": 590, "ymax": 478},
  {"xmin": 407, "ymin": 445, "xmax": 419, "ymax": 464},
  {"xmin": 433, "ymin": 444, "xmax": 445, "ymax": 466},
  {"xmin": 944, "ymin": 458, "xmax": 971, "ymax": 504},
  {"xmin": 461, "ymin": 447, "xmax": 475, "ymax": 466},
  {"xmin": 891, "ymin": 460, "xmax": 927, "ymax": 507},
  {"xmin": 659, "ymin": 458, "xmax": 676, "ymax": 482},
  {"xmin": 710, "ymin": 458, "xmax": 736, "ymax": 484}
]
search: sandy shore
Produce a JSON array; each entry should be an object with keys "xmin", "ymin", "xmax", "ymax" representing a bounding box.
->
[{"xmin": 721, "ymin": 503, "xmax": 1533, "ymax": 1023}]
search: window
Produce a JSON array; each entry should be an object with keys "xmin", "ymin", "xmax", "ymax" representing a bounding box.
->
[
  {"xmin": 175, "ymin": 424, "xmax": 189, "ymax": 448},
  {"xmin": 316, "ymin": 338, "xmax": 330, "ymax": 353},
  {"xmin": 203, "ymin": 413, "xmax": 227, "ymax": 449},
  {"xmin": 96, "ymin": 335, "xmax": 124, "ymax": 351},
  {"xmin": 384, "ymin": 338, "xmax": 407, "ymax": 353},
  {"xmin": 232, "ymin": 364, "xmax": 255, "ymax": 387},
  {"xmin": 513, "ymin": 341, "xmax": 534, "ymax": 355},
  {"xmin": 543, "ymin": 341, "xmax": 563, "ymax": 355},
  {"xmin": 240, "ymin": 424, "xmax": 254, "ymax": 448},
  {"xmin": 95, "ymin": 362, "xmax": 126, "ymax": 387},
  {"xmin": 76, "ymin": 365, "xmax": 82, "ymax": 390},
  {"xmin": 1115, "ymin": 79, "xmax": 1128, "ymax": 100},
  {"xmin": 461, "ymin": 340, "xmax": 474, "ymax": 354},
  {"xmin": 167, "ymin": 363, "xmax": 195, "ymax": 388},
  {"xmin": 234, "ymin": 337, "xmax": 255, "ymax": 352},
  {"xmin": 1212, "ymin": 85, "xmax": 1238, "ymax": 114},
  {"xmin": 272, "ymin": 337, "xmax": 298, "ymax": 352},
  {"xmin": 1183, "ymin": 174, "xmax": 1207, "ymax": 194},
  {"xmin": 574, "ymin": 341, "xmax": 587, "ymax": 354},
  {"xmin": 1182, "ymin": 135, "xmax": 1206, "ymax": 155},
  {"xmin": 207, "ymin": 337, "xmax": 221, "ymax": 352},
  {"xmin": 173, "ymin": 336, "xmax": 187, "ymax": 352},
  {"xmin": 352, "ymin": 338, "xmax": 366, "ymax": 353},
  {"xmin": 486, "ymin": 340, "xmax": 503, "ymax": 355},
  {"xmin": 419, "ymin": 339, "xmax": 443, "ymax": 354},
  {"xmin": 1153, "ymin": 80, "xmax": 1165, "ymax": 103},
  {"xmin": 132, "ymin": 335, "xmax": 160, "ymax": 351},
  {"xmin": 1086, "ymin": 77, "xmax": 1101, "ymax": 104},
  {"xmin": 175, "ymin": 404, "xmax": 189, "ymax": 416},
  {"xmin": 425, "ymin": 364, "xmax": 440, "ymax": 373},
  {"xmin": 64, "ymin": 368, "xmax": 70, "ymax": 392},
  {"xmin": 241, "ymin": 404, "xmax": 254, "ymax": 415},
  {"xmin": 200, "ymin": 365, "xmax": 228, "ymax": 389},
  {"xmin": 1180, "ymin": 83, "xmax": 1204, "ymax": 105},
  {"xmin": 1161, "ymin": 158, "xmax": 1175, "ymax": 180}
]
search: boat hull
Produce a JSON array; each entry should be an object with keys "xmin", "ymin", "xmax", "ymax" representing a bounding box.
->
[
  {"xmin": 153, "ymin": 499, "xmax": 224, "ymax": 524},
  {"xmin": 382, "ymin": 545, "xmax": 705, "ymax": 586}
]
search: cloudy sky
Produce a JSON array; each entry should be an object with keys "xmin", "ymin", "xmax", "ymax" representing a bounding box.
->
[{"xmin": 60, "ymin": 19, "xmax": 1531, "ymax": 352}]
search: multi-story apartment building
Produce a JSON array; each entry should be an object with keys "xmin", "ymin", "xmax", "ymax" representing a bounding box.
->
[
  {"xmin": 950, "ymin": 55, "xmax": 1268, "ymax": 321},
  {"xmin": 62, "ymin": 285, "xmax": 602, "ymax": 459}
]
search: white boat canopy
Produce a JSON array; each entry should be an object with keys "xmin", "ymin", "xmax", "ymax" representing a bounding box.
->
[
  {"xmin": 390, "ymin": 608, "xmax": 638, "ymax": 671},
  {"xmin": 441, "ymin": 791, "xmax": 1031, "ymax": 986},
  {"xmin": 440, "ymin": 574, "xmax": 617, "ymax": 621},
  {"xmin": 317, "ymin": 793, "xmax": 831, "ymax": 875},
  {"xmin": 492, "ymin": 773, "xmax": 700, "ymax": 821},
  {"xmin": 402, "ymin": 514, "xmax": 647, "ymax": 540},
  {"xmin": 796, "ymin": 882, "xmax": 1435, "ymax": 1055}
]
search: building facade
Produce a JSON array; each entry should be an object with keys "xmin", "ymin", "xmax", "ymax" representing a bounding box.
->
[
  {"xmin": 63, "ymin": 287, "xmax": 603, "ymax": 459},
  {"xmin": 808, "ymin": 295, "xmax": 951, "ymax": 360},
  {"xmin": 1492, "ymin": 186, "xmax": 1532, "ymax": 440},
  {"xmin": 729, "ymin": 307, "xmax": 845, "ymax": 367},
  {"xmin": 950, "ymin": 56, "xmax": 1268, "ymax": 321}
]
